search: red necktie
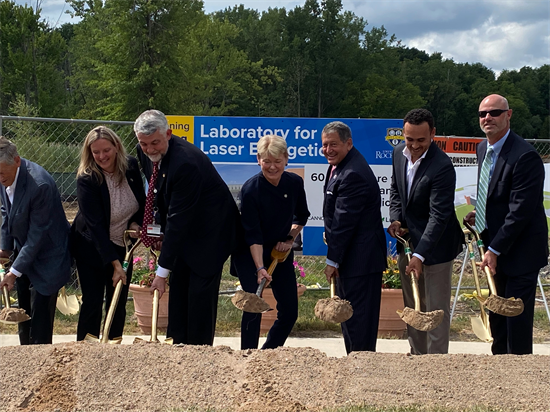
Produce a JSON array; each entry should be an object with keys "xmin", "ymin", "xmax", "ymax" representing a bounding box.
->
[{"xmin": 141, "ymin": 162, "xmax": 159, "ymax": 248}]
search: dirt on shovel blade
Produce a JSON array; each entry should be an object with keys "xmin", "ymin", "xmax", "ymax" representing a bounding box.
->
[
  {"xmin": 484, "ymin": 295, "xmax": 524, "ymax": 317},
  {"xmin": 231, "ymin": 290, "xmax": 271, "ymax": 313},
  {"xmin": 0, "ymin": 307, "xmax": 30, "ymax": 323},
  {"xmin": 314, "ymin": 297, "xmax": 353, "ymax": 323},
  {"xmin": 399, "ymin": 307, "xmax": 443, "ymax": 332}
]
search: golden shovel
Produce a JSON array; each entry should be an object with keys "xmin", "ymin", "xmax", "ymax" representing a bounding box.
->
[
  {"xmin": 464, "ymin": 230, "xmax": 492, "ymax": 342},
  {"xmin": 85, "ymin": 230, "xmax": 141, "ymax": 344},
  {"xmin": 394, "ymin": 233, "xmax": 444, "ymax": 332},
  {"xmin": 314, "ymin": 232, "xmax": 353, "ymax": 323},
  {"xmin": 56, "ymin": 286, "xmax": 80, "ymax": 316},
  {"xmin": 0, "ymin": 258, "xmax": 31, "ymax": 324},
  {"xmin": 463, "ymin": 221, "xmax": 524, "ymax": 317},
  {"xmin": 231, "ymin": 247, "xmax": 292, "ymax": 313},
  {"xmin": 314, "ymin": 275, "xmax": 353, "ymax": 323}
]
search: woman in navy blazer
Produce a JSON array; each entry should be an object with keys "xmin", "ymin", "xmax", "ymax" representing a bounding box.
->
[{"xmin": 71, "ymin": 126, "xmax": 145, "ymax": 341}]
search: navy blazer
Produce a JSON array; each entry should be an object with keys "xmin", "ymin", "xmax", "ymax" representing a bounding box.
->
[
  {"xmin": 137, "ymin": 136, "xmax": 240, "ymax": 278},
  {"xmin": 0, "ymin": 158, "xmax": 71, "ymax": 296},
  {"xmin": 323, "ymin": 146, "xmax": 386, "ymax": 277},
  {"xmin": 71, "ymin": 156, "xmax": 145, "ymax": 266},
  {"xmin": 389, "ymin": 142, "xmax": 464, "ymax": 265},
  {"xmin": 477, "ymin": 131, "xmax": 548, "ymax": 276}
]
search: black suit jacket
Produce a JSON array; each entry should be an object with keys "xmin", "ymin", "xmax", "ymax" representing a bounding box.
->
[
  {"xmin": 137, "ymin": 136, "xmax": 240, "ymax": 277},
  {"xmin": 0, "ymin": 158, "xmax": 71, "ymax": 296},
  {"xmin": 390, "ymin": 142, "xmax": 463, "ymax": 265},
  {"xmin": 477, "ymin": 131, "xmax": 548, "ymax": 276},
  {"xmin": 323, "ymin": 147, "xmax": 386, "ymax": 277},
  {"xmin": 71, "ymin": 156, "xmax": 145, "ymax": 265}
]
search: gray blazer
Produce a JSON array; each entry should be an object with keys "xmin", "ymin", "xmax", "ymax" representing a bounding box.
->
[{"xmin": 0, "ymin": 158, "xmax": 71, "ymax": 295}]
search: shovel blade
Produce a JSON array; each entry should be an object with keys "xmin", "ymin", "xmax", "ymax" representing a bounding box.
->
[
  {"xmin": 398, "ymin": 307, "xmax": 444, "ymax": 332},
  {"xmin": 485, "ymin": 295, "xmax": 524, "ymax": 317},
  {"xmin": 470, "ymin": 315, "xmax": 492, "ymax": 342},
  {"xmin": 84, "ymin": 333, "xmax": 100, "ymax": 342},
  {"xmin": 231, "ymin": 290, "xmax": 271, "ymax": 313}
]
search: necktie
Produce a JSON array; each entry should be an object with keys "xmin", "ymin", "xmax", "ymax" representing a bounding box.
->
[
  {"xmin": 475, "ymin": 147, "xmax": 494, "ymax": 232},
  {"xmin": 141, "ymin": 162, "xmax": 159, "ymax": 248},
  {"xmin": 5, "ymin": 187, "xmax": 12, "ymax": 213}
]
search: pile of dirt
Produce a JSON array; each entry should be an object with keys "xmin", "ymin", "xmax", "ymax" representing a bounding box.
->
[{"xmin": 0, "ymin": 342, "xmax": 548, "ymax": 412}]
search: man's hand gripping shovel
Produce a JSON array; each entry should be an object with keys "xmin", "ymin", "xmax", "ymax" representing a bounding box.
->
[{"xmin": 84, "ymin": 230, "xmax": 141, "ymax": 344}]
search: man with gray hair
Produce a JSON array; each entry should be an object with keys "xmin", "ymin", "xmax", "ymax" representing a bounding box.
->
[
  {"xmin": 0, "ymin": 136, "xmax": 71, "ymax": 344},
  {"xmin": 322, "ymin": 121, "xmax": 387, "ymax": 353},
  {"xmin": 134, "ymin": 110, "xmax": 240, "ymax": 345}
]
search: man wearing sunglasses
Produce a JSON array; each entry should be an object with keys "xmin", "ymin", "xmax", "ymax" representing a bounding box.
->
[{"xmin": 465, "ymin": 94, "xmax": 548, "ymax": 355}]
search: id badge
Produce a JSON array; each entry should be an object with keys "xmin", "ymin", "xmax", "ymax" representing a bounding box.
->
[{"xmin": 146, "ymin": 224, "xmax": 162, "ymax": 237}]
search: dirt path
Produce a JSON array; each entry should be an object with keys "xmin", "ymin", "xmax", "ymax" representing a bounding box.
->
[{"xmin": 0, "ymin": 342, "xmax": 548, "ymax": 412}]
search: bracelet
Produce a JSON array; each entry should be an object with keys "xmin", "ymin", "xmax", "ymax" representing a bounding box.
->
[{"xmin": 255, "ymin": 266, "xmax": 266, "ymax": 273}]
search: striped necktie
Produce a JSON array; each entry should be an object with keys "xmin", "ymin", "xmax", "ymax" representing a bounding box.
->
[{"xmin": 475, "ymin": 147, "xmax": 494, "ymax": 232}]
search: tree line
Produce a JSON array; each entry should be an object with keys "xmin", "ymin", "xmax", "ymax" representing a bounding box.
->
[{"xmin": 0, "ymin": 0, "xmax": 548, "ymax": 139}]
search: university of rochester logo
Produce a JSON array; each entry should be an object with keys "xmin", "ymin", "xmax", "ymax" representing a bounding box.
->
[{"xmin": 385, "ymin": 128, "xmax": 404, "ymax": 147}]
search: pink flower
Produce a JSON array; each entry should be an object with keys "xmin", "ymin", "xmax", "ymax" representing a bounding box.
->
[
  {"xmin": 133, "ymin": 257, "xmax": 143, "ymax": 264},
  {"xmin": 293, "ymin": 261, "xmax": 299, "ymax": 268},
  {"xmin": 148, "ymin": 260, "xmax": 155, "ymax": 271}
]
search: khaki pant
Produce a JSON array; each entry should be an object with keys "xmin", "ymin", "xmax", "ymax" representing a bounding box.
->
[{"xmin": 398, "ymin": 252, "xmax": 452, "ymax": 354}]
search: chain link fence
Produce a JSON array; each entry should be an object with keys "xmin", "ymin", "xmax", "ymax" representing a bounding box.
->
[{"xmin": 1, "ymin": 115, "xmax": 549, "ymax": 296}]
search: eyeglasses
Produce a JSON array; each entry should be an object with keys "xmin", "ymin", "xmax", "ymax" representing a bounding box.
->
[{"xmin": 478, "ymin": 109, "xmax": 509, "ymax": 118}]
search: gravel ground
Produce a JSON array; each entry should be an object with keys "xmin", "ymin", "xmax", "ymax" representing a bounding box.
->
[{"xmin": 0, "ymin": 342, "xmax": 548, "ymax": 412}]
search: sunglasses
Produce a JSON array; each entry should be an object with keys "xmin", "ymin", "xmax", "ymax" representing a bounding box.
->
[{"xmin": 479, "ymin": 109, "xmax": 509, "ymax": 118}]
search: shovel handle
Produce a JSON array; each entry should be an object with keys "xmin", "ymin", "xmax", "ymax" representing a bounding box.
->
[
  {"xmin": 151, "ymin": 289, "xmax": 159, "ymax": 342},
  {"xmin": 394, "ymin": 234, "xmax": 422, "ymax": 312},
  {"xmin": 0, "ymin": 269, "xmax": 10, "ymax": 309},
  {"xmin": 255, "ymin": 278, "xmax": 267, "ymax": 297},
  {"xmin": 101, "ymin": 279, "xmax": 123, "ymax": 343},
  {"xmin": 464, "ymin": 221, "xmax": 499, "ymax": 297},
  {"xmin": 254, "ymin": 254, "xmax": 279, "ymax": 297},
  {"xmin": 330, "ymin": 276, "xmax": 336, "ymax": 299}
]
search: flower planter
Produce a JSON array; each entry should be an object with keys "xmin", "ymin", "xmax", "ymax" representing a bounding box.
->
[
  {"xmin": 260, "ymin": 284, "xmax": 307, "ymax": 335},
  {"xmin": 378, "ymin": 288, "xmax": 406, "ymax": 338},
  {"xmin": 129, "ymin": 284, "xmax": 169, "ymax": 335}
]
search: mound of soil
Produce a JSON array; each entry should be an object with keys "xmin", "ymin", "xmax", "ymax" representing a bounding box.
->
[{"xmin": 0, "ymin": 342, "xmax": 548, "ymax": 412}]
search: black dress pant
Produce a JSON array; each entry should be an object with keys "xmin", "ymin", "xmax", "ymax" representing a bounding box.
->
[
  {"xmin": 16, "ymin": 274, "xmax": 57, "ymax": 345},
  {"xmin": 166, "ymin": 260, "xmax": 222, "ymax": 345},
  {"xmin": 74, "ymin": 234, "xmax": 132, "ymax": 341},
  {"xmin": 238, "ymin": 254, "xmax": 298, "ymax": 350},
  {"xmin": 337, "ymin": 273, "xmax": 383, "ymax": 354},
  {"xmin": 490, "ymin": 269, "xmax": 538, "ymax": 355}
]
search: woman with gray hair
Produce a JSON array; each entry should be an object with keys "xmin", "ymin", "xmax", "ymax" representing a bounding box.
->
[
  {"xmin": 232, "ymin": 135, "xmax": 310, "ymax": 349},
  {"xmin": 71, "ymin": 126, "xmax": 145, "ymax": 341}
]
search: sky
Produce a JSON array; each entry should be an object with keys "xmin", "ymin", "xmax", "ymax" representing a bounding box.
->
[{"xmin": 15, "ymin": 0, "xmax": 550, "ymax": 75}]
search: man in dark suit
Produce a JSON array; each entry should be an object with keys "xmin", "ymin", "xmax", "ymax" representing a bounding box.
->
[
  {"xmin": 322, "ymin": 121, "xmax": 387, "ymax": 353},
  {"xmin": 0, "ymin": 136, "xmax": 71, "ymax": 344},
  {"xmin": 134, "ymin": 110, "xmax": 240, "ymax": 345},
  {"xmin": 388, "ymin": 109, "xmax": 463, "ymax": 354},
  {"xmin": 465, "ymin": 94, "xmax": 548, "ymax": 355}
]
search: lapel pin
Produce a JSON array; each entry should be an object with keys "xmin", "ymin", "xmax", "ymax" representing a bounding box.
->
[{"xmin": 284, "ymin": 194, "xmax": 287, "ymax": 198}]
